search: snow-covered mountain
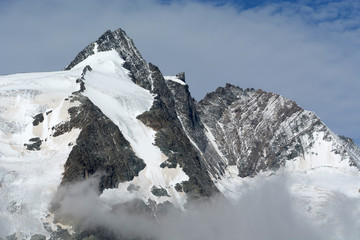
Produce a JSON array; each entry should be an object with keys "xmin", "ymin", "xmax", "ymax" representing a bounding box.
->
[{"xmin": 0, "ymin": 29, "xmax": 359, "ymax": 240}]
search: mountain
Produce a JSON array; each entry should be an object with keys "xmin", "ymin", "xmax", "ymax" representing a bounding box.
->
[{"xmin": 0, "ymin": 28, "xmax": 359, "ymax": 240}]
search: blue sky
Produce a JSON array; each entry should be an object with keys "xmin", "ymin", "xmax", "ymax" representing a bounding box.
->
[{"xmin": 0, "ymin": 0, "xmax": 359, "ymax": 145}]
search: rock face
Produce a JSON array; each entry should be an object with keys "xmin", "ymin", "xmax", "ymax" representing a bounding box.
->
[
  {"xmin": 24, "ymin": 137, "xmax": 42, "ymax": 151},
  {"xmin": 196, "ymin": 84, "xmax": 360, "ymax": 177},
  {"xmin": 164, "ymin": 75, "xmax": 227, "ymax": 178},
  {"xmin": 54, "ymin": 93, "xmax": 145, "ymax": 191},
  {"xmin": 137, "ymin": 64, "xmax": 219, "ymax": 200}
]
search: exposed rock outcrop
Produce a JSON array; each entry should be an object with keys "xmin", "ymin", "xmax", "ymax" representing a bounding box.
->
[
  {"xmin": 55, "ymin": 93, "xmax": 145, "ymax": 191},
  {"xmin": 138, "ymin": 64, "xmax": 220, "ymax": 200},
  {"xmin": 197, "ymin": 84, "xmax": 359, "ymax": 176}
]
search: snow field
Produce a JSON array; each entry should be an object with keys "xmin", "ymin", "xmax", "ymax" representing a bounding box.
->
[{"xmin": 0, "ymin": 70, "xmax": 83, "ymax": 237}]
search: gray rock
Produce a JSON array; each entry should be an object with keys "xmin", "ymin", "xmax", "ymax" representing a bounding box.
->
[
  {"xmin": 32, "ymin": 113, "xmax": 44, "ymax": 126},
  {"xmin": 30, "ymin": 234, "xmax": 46, "ymax": 240},
  {"xmin": 137, "ymin": 64, "xmax": 220, "ymax": 200},
  {"xmin": 127, "ymin": 184, "xmax": 140, "ymax": 192},
  {"xmin": 151, "ymin": 186, "xmax": 170, "ymax": 197},
  {"xmin": 24, "ymin": 137, "xmax": 42, "ymax": 151},
  {"xmin": 175, "ymin": 72, "xmax": 185, "ymax": 82},
  {"xmin": 174, "ymin": 183, "xmax": 183, "ymax": 192},
  {"xmin": 54, "ymin": 93, "xmax": 145, "ymax": 192}
]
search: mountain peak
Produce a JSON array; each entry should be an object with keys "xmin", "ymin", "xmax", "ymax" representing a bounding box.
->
[
  {"xmin": 94, "ymin": 28, "xmax": 137, "ymax": 53},
  {"xmin": 65, "ymin": 28, "xmax": 152, "ymax": 90},
  {"xmin": 65, "ymin": 28, "xmax": 138, "ymax": 70}
]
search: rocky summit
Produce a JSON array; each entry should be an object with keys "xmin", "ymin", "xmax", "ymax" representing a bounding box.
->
[{"xmin": 0, "ymin": 28, "xmax": 359, "ymax": 240}]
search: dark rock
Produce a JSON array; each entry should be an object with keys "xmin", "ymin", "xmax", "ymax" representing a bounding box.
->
[
  {"xmin": 127, "ymin": 184, "xmax": 140, "ymax": 192},
  {"xmin": 24, "ymin": 137, "xmax": 42, "ymax": 151},
  {"xmin": 29, "ymin": 137, "xmax": 40, "ymax": 142},
  {"xmin": 46, "ymin": 110, "xmax": 52, "ymax": 115},
  {"xmin": 30, "ymin": 234, "xmax": 46, "ymax": 240},
  {"xmin": 64, "ymin": 42, "xmax": 95, "ymax": 71},
  {"xmin": 49, "ymin": 226, "xmax": 71, "ymax": 240},
  {"xmin": 160, "ymin": 158, "xmax": 177, "ymax": 168},
  {"xmin": 151, "ymin": 186, "xmax": 170, "ymax": 197},
  {"xmin": 82, "ymin": 65, "xmax": 92, "ymax": 77},
  {"xmin": 54, "ymin": 94, "xmax": 145, "ymax": 192},
  {"xmin": 148, "ymin": 199, "xmax": 178, "ymax": 216},
  {"xmin": 43, "ymin": 222, "xmax": 52, "ymax": 233},
  {"xmin": 32, "ymin": 113, "xmax": 44, "ymax": 126},
  {"xmin": 175, "ymin": 72, "xmax": 185, "ymax": 82},
  {"xmin": 79, "ymin": 80, "xmax": 86, "ymax": 92},
  {"xmin": 137, "ymin": 63, "xmax": 220, "ymax": 201},
  {"xmin": 165, "ymin": 76, "xmax": 227, "ymax": 178},
  {"xmin": 69, "ymin": 227, "xmax": 117, "ymax": 240},
  {"xmin": 73, "ymin": 65, "xmax": 91, "ymax": 93},
  {"xmin": 67, "ymin": 199, "xmax": 158, "ymax": 240},
  {"xmin": 175, "ymin": 183, "xmax": 183, "ymax": 192}
]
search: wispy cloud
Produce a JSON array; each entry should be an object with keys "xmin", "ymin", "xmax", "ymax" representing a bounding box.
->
[{"xmin": 0, "ymin": 0, "xmax": 359, "ymax": 143}]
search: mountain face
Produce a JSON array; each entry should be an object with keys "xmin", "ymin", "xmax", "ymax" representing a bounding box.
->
[{"xmin": 0, "ymin": 28, "xmax": 359, "ymax": 240}]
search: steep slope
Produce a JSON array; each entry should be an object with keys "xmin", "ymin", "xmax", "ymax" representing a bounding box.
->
[
  {"xmin": 196, "ymin": 84, "xmax": 359, "ymax": 177},
  {"xmin": 164, "ymin": 74, "xmax": 227, "ymax": 179}
]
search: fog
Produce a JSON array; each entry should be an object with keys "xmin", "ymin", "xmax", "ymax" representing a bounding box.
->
[{"xmin": 54, "ymin": 173, "xmax": 360, "ymax": 240}]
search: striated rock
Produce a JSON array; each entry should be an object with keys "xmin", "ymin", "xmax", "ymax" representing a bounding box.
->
[
  {"xmin": 165, "ymin": 76, "xmax": 227, "ymax": 178},
  {"xmin": 197, "ymin": 84, "xmax": 359, "ymax": 177}
]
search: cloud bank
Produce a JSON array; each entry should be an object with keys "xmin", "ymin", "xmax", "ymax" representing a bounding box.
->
[
  {"xmin": 0, "ymin": 0, "xmax": 359, "ymax": 143},
  {"xmin": 53, "ymin": 173, "xmax": 360, "ymax": 240}
]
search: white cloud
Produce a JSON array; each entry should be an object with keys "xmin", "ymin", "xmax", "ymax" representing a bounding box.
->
[
  {"xmin": 54, "ymin": 173, "xmax": 360, "ymax": 240},
  {"xmin": 0, "ymin": 0, "xmax": 359, "ymax": 143}
]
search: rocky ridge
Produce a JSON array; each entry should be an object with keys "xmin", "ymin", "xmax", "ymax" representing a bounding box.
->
[{"xmin": 197, "ymin": 84, "xmax": 359, "ymax": 176}]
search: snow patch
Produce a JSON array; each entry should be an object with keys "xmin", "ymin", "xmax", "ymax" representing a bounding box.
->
[{"xmin": 164, "ymin": 76, "xmax": 186, "ymax": 85}]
